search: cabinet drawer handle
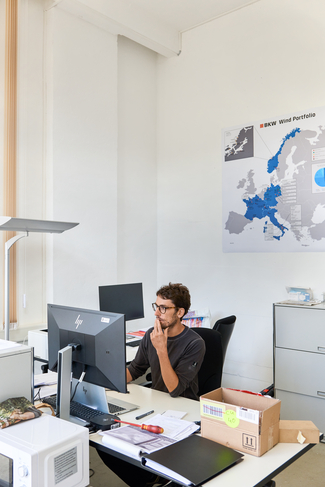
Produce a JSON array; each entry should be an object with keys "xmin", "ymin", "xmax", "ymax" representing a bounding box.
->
[
  {"xmin": 317, "ymin": 347, "xmax": 325, "ymax": 353},
  {"xmin": 317, "ymin": 391, "xmax": 325, "ymax": 398}
]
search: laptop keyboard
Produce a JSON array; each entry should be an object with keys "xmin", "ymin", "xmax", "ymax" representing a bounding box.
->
[
  {"xmin": 43, "ymin": 395, "xmax": 125, "ymax": 421},
  {"xmin": 107, "ymin": 402, "xmax": 126, "ymax": 414}
]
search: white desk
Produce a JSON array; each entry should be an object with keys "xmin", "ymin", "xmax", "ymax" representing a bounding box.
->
[{"xmin": 90, "ymin": 384, "xmax": 316, "ymax": 487}]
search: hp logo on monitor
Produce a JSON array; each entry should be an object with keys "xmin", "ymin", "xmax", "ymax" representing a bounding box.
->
[{"xmin": 75, "ymin": 315, "xmax": 83, "ymax": 329}]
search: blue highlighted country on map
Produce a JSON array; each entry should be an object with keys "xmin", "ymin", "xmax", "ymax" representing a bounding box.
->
[
  {"xmin": 225, "ymin": 127, "xmax": 301, "ymax": 242},
  {"xmin": 224, "ymin": 109, "xmax": 325, "ymax": 251},
  {"xmin": 243, "ymin": 184, "xmax": 288, "ymax": 240},
  {"xmin": 267, "ymin": 128, "xmax": 301, "ymax": 173}
]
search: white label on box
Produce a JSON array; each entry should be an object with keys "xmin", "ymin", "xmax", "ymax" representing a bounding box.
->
[
  {"xmin": 201, "ymin": 401, "xmax": 225, "ymax": 420},
  {"xmin": 236, "ymin": 407, "xmax": 259, "ymax": 424}
]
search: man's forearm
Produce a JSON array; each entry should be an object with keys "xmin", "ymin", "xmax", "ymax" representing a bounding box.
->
[
  {"xmin": 157, "ymin": 350, "xmax": 179, "ymax": 393},
  {"xmin": 126, "ymin": 368, "xmax": 133, "ymax": 383}
]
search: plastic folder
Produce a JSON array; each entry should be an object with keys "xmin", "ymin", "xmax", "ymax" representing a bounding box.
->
[{"xmin": 141, "ymin": 434, "xmax": 243, "ymax": 486}]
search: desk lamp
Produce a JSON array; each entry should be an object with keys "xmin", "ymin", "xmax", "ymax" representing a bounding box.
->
[{"xmin": 0, "ymin": 217, "xmax": 79, "ymax": 340}]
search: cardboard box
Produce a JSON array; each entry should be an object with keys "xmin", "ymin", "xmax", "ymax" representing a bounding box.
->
[
  {"xmin": 279, "ymin": 420, "xmax": 319, "ymax": 444},
  {"xmin": 200, "ymin": 388, "xmax": 281, "ymax": 457}
]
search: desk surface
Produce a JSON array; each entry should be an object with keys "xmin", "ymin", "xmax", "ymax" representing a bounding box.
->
[
  {"xmin": 0, "ymin": 323, "xmax": 45, "ymax": 343},
  {"xmin": 90, "ymin": 384, "xmax": 315, "ymax": 487}
]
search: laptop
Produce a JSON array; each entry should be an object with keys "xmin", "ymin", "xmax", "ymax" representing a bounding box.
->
[{"xmin": 72, "ymin": 379, "xmax": 139, "ymax": 416}]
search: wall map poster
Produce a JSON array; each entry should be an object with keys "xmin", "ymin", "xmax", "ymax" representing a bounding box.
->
[{"xmin": 222, "ymin": 106, "xmax": 325, "ymax": 252}]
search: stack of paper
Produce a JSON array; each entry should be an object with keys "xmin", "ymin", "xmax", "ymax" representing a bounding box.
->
[
  {"xmin": 143, "ymin": 413, "xmax": 198, "ymax": 441},
  {"xmin": 100, "ymin": 413, "xmax": 200, "ymax": 460},
  {"xmin": 34, "ymin": 372, "xmax": 58, "ymax": 398},
  {"xmin": 34, "ymin": 371, "xmax": 58, "ymax": 387}
]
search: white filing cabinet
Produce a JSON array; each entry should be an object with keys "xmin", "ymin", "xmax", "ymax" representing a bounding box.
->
[
  {"xmin": 274, "ymin": 302, "xmax": 325, "ymax": 434},
  {"xmin": 0, "ymin": 340, "xmax": 34, "ymax": 402}
]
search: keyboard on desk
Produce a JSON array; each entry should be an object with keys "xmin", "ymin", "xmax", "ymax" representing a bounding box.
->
[{"xmin": 43, "ymin": 395, "xmax": 126, "ymax": 422}]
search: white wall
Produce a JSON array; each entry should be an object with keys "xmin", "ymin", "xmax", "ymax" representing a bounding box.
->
[
  {"xmin": 17, "ymin": 0, "xmax": 46, "ymax": 327},
  {"xmin": 0, "ymin": 0, "xmax": 44, "ymax": 328},
  {"xmin": 117, "ymin": 36, "xmax": 158, "ymax": 330},
  {"xmin": 0, "ymin": 0, "xmax": 5, "ymax": 305},
  {"xmin": 45, "ymin": 6, "xmax": 118, "ymax": 310},
  {"xmin": 1, "ymin": 1, "xmax": 158, "ymax": 332},
  {"xmin": 156, "ymin": 0, "xmax": 325, "ymax": 391},
  {"xmin": 44, "ymin": 6, "xmax": 158, "ymax": 319}
]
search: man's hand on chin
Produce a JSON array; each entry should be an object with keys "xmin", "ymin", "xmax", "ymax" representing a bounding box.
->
[{"xmin": 150, "ymin": 318, "xmax": 168, "ymax": 354}]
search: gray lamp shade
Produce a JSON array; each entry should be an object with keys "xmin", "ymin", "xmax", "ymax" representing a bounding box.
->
[
  {"xmin": 0, "ymin": 217, "xmax": 79, "ymax": 233},
  {"xmin": 1, "ymin": 216, "xmax": 79, "ymax": 340}
]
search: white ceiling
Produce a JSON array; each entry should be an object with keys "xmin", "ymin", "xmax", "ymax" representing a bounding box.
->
[
  {"xmin": 127, "ymin": 0, "xmax": 261, "ymax": 32},
  {"xmin": 55, "ymin": 0, "xmax": 262, "ymax": 57}
]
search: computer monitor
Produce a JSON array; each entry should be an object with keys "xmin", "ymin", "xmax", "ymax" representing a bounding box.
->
[
  {"xmin": 99, "ymin": 282, "xmax": 144, "ymax": 321},
  {"xmin": 47, "ymin": 303, "xmax": 127, "ymax": 393}
]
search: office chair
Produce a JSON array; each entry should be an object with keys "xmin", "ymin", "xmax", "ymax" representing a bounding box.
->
[
  {"xmin": 213, "ymin": 315, "xmax": 236, "ymax": 362},
  {"xmin": 191, "ymin": 327, "xmax": 223, "ymax": 397}
]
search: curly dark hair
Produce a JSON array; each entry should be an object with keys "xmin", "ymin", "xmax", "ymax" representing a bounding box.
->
[{"xmin": 156, "ymin": 282, "xmax": 191, "ymax": 318}]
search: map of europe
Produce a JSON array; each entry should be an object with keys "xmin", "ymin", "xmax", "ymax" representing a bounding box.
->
[{"xmin": 223, "ymin": 108, "xmax": 325, "ymax": 252}]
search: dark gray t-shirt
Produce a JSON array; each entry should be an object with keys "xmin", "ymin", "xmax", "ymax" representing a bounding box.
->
[{"xmin": 127, "ymin": 326, "xmax": 206, "ymax": 400}]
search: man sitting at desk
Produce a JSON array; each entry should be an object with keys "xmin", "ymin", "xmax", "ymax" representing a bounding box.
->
[
  {"xmin": 97, "ymin": 282, "xmax": 206, "ymax": 487},
  {"xmin": 127, "ymin": 282, "xmax": 205, "ymax": 400}
]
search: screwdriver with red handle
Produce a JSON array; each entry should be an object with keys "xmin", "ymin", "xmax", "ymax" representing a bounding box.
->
[{"xmin": 114, "ymin": 419, "xmax": 164, "ymax": 434}]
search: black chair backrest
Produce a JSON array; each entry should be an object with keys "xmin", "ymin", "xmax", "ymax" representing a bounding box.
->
[
  {"xmin": 191, "ymin": 327, "xmax": 223, "ymax": 397},
  {"xmin": 213, "ymin": 315, "xmax": 236, "ymax": 361}
]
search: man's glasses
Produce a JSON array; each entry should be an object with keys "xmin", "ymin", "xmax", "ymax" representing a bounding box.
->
[{"xmin": 152, "ymin": 303, "xmax": 176, "ymax": 314}]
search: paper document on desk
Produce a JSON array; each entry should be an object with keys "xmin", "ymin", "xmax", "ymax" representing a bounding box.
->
[
  {"xmin": 34, "ymin": 371, "xmax": 58, "ymax": 387},
  {"xmin": 36, "ymin": 384, "xmax": 57, "ymax": 399},
  {"xmin": 101, "ymin": 425, "xmax": 176, "ymax": 459},
  {"xmin": 100, "ymin": 414, "xmax": 199, "ymax": 459},
  {"xmin": 143, "ymin": 414, "xmax": 199, "ymax": 441},
  {"xmin": 34, "ymin": 372, "xmax": 58, "ymax": 399},
  {"xmin": 162, "ymin": 410, "xmax": 187, "ymax": 419}
]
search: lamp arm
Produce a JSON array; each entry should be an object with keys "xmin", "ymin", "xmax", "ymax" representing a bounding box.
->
[{"xmin": 4, "ymin": 232, "xmax": 28, "ymax": 340}]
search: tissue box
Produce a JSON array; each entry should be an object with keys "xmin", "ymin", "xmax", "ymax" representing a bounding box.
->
[
  {"xmin": 279, "ymin": 420, "xmax": 319, "ymax": 444},
  {"xmin": 200, "ymin": 388, "xmax": 281, "ymax": 457}
]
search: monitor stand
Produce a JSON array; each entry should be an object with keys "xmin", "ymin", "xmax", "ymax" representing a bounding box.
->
[
  {"xmin": 56, "ymin": 345, "xmax": 72, "ymax": 421},
  {"xmin": 56, "ymin": 344, "xmax": 85, "ymax": 426}
]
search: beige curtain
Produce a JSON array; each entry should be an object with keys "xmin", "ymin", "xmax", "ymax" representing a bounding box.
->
[{"xmin": 3, "ymin": 0, "xmax": 18, "ymax": 324}]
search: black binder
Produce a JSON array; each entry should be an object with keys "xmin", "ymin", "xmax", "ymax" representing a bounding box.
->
[{"xmin": 142, "ymin": 435, "xmax": 243, "ymax": 486}]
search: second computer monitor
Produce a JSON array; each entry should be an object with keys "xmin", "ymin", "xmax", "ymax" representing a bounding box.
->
[{"xmin": 99, "ymin": 282, "xmax": 144, "ymax": 322}]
